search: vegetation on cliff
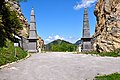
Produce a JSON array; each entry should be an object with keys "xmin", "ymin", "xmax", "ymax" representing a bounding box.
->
[
  {"xmin": 0, "ymin": 0, "xmax": 28, "ymax": 66},
  {"xmin": 0, "ymin": 0, "xmax": 22, "ymax": 47}
]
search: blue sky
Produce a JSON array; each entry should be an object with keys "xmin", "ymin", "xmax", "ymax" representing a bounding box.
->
[{"xmin": 20, "ymin": 0, "xmax": 97, "ymax": 44}]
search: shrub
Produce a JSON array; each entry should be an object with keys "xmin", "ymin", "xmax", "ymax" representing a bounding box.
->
[
  {"xmin": 114, "ymin": 48, "xmax": 120, "ymax": 54},
  {"xmin": 0, "ymin": 40, "xmax": 27, "ymax": 66}
]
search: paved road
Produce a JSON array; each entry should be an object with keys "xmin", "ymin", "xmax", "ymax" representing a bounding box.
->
[{"xmin": 0, "ymin": 52, "xmax": 120, "ymax": 80}]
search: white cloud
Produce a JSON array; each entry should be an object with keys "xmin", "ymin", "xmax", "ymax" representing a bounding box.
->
[
  {"xmin": 45, "ymin": 35, "xmax": 81, "ymax": 44},
  {"xmin": 48, "ymin": 36, "xmax": 52, "ymax": 39},
  {"xmin": 77, "ymin": 37, "xmax": 81, "ymax": 41},
  {"xmin": 54, "ymin": 35, "xmax": 64, "ymax": 40},
  {"xmin": 45, "ymin": 39, "xmax": 51, "ymax": 42},
  {"xmin": 74, "ymin": 0, "xmax": 98, "ymax": 10},
  {"xmin": 45, "ymin": 35, "xmax": 64, "ymax": 44},
  {"xmin": 67, "ymin": 37, "xmax": 81, "ymax": 44}
]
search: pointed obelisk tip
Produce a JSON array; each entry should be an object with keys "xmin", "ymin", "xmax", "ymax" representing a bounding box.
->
[
  {"xmin": 32, "ymin": 6, "xmax": 34, "ymax": 10},
  {"xmin": 31, "ymin": 6, "xmax": 34, "ymax": 15},
  {"xmin": 84, "ymin": 7, "xmax": 88, "ymax": 13},
  {"xmin": 84, "ymin": 7, "xmax": 87, "ymax": 10}
]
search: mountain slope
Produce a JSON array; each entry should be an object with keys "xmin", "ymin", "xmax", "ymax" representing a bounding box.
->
[{"xmin": 46, "ymin": 39, "xmax": 77, "ymax": 52}]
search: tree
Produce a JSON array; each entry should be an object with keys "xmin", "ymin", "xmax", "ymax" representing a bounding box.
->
[
  {"xmin": 52, "ymin": 45, "xmax": 59, "ymax": 51},
  {"xmin": 67, "ymin": 44, "xmax": 75, "ymax": 52},
  {"xmin": 60, "ymin": 43, "xmax": 67, "ymax": 52},
  {"xmin": 0, "ymin": 0, "xmax": 28, "ymax": 47}
]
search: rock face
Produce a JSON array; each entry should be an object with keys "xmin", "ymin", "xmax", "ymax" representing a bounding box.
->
[
  {"xmin": 93, "ymin": 0, "xmax": 120, "ymax": 52},
  {"xmin": 8, "ymin": 1, "xmax": 29, "ymax": 38},
  {"xmin": 37, "ymin": 36, "xmax": 44, "ymax": 50}
]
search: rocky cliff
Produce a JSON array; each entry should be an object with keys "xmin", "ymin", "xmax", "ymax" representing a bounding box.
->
[
  {"xmin": 37, "ymin": 36, "xmax": 44, "ymax": 50},
  {"xmin": 8, "ymin": 1, "xmax": 29, "ymax": 38},
  {"xmin": 93, "ymin": 0, "xmax": 120, "ymax": 52}
]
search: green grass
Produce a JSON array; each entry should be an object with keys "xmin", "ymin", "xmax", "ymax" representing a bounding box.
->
[
  {"xmin": 81, "ymin": 50, "xmax": 120, "ymax": 57},
  {"xmin": 95, "ymin": 73, "xmax": 120, "ymax": 80},
  {"xmin": 0, "ymin": 40, "xmax": 28, "ymax": 66}
]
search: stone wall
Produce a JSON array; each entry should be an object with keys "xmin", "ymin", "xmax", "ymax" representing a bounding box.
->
[{"xmin": 93, "ymin": 0, "xmax": 120, "ymax": 52}]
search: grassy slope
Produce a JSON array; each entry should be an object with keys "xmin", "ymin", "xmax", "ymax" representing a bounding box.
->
[
  {"xmin": 0, "ymin": 40, "xmax": 27, "ymax": 66},
  {"xmin": 81, "ymin": 50, "xmax": 120, "ymax": 57},
  {"xmin": 95, "ymin": 73, "xmax": 120, "ymax": 80}
]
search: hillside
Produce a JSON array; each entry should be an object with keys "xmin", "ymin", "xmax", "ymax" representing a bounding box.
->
[
  {"xmin": 46, "ymin": 39, "xmax": 77, "ymax": 52},
  {"xmin": 0, "ymin": 40, "xmax": 27, "ymax": 66}
]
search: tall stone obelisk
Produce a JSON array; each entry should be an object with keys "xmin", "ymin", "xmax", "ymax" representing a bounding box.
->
[
  {"xmin": 81, "ymin": 8, "xmax": 92, "ymax": 52},
  {"xmin": 28, "ymin": 8, "xmax": 38, "ymax": 53}
]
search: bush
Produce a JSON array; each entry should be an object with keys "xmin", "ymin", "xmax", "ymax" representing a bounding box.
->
[
  {"xmin": 100, "ymin": 52, "xmax": 119, "ymax": 57},
  {"xmin": 82, "ymin": 50, "xmax": 99, "ymax": 55},
  {"xmin": 114, "ymin": 48, "xmax": 120, "ymax": 54},
  {"xmin": 0, "ymin": 40, "xmax": 27, "ymax": 66}
]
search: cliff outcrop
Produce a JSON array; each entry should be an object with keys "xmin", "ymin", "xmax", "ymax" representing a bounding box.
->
[
  {"xmin": 7, "ymin": 1, "xmax": 44, "ymax": 50},
  {"xmin": 8, "ymin": 1, "xmax": 29, "ymax": 38},
  {"xmin": 37, "ymin": 36, "xmax": 44, "ymax": 50},
  {"xmin": 93, "ymin": 0, "xmax": 120, "ymax": 52}
]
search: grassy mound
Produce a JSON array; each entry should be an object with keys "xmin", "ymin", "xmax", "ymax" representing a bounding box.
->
[
  {"xmin": 95, "ymin": 73, "xmax": 120, "ymax": 80},
  {"xmin": 0, "ymin": 40, "xmax": 27, "ymax": 66}
]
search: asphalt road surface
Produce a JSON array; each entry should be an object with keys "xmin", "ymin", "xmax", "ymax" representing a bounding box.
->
[{"xmin": 0, "ymin": 52, "xmax": 120, "ymax": 80}]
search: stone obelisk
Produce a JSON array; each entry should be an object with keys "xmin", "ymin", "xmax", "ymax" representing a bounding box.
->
[
  {"xmin": 28, "ymin": 8, "xmax": 38, "ymax": 52},
  {"xmin": 81, "ymin": 8, "xmax": 92, "ymax": 52}
]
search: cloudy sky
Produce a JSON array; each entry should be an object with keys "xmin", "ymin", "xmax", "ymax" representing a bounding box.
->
[{"xmin": 20, "ymin": 0, "xmax": 98, "ymax": 44}]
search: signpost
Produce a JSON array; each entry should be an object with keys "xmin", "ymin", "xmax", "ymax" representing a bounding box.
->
[{"xmin": 14, "ymin": 43, "xmax": 19, "ymax": 57}]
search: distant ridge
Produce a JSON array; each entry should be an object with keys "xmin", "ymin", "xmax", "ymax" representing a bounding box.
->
[{"xmin": 74, "ymin": 40, "xmax": 81, "ymax": 45}]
